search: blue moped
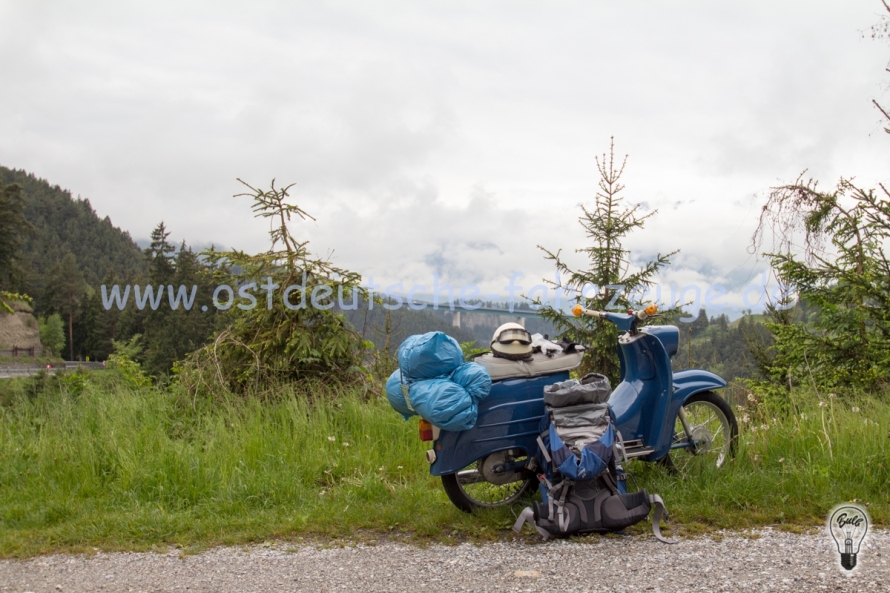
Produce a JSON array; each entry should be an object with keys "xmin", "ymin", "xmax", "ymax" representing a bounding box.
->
[{"xmin": 424, "ymin": 305, "xmax": 739, "ymax": 512}]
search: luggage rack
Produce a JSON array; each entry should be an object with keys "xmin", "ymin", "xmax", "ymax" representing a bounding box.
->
[{"xmin": 621, "ymin": 439, "xmax": 655, "ymax": 459}]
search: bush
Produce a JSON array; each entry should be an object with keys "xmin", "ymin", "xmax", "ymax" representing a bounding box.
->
[
  {"xmin": 38, "ymin": 314, "xmax": 65, "ymax": 357},
  {"xmin": 175, "ymin": 180, "xmax": 370, "ymax": 396}
]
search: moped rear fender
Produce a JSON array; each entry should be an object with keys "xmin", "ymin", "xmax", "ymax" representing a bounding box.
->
[
  {"xmin": 644, "ymin": 369, "xmax": 728, "ymax": 461},
  {"xmin": 429, "ymin": 372, "xmax": 568, "ymax": 476}
]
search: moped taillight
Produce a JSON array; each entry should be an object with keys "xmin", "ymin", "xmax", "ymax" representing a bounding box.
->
[{"xmin": 419, "ymin": 419, "xmax": 434, "ymax": 441}]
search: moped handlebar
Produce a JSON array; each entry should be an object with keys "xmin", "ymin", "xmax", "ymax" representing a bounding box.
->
[
  {"xmin": 571, "ymin": 303, "xmax": 658, "ymax": 333},
  {"xmin": 571, "ymin": 305, "xmax": 606, "ymax": 319},
  {"xmin": 571, "ymin": 303, "xmax": 657, "ymax": 320}
]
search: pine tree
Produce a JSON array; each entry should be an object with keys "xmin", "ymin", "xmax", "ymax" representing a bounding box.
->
[
  {"xmin": 145, "ymin": 222, "xmax": 176, "ymax": 284},
  {"xmin": 47, "ymin": 252, "xmax": 86, "ymax": 360},
  {"xmin": 72, "ymin": 287, "xmax": 105, "ymax": 360},
  {"xmin": 537, "ymin": 138, "xmax": 677, "ymax": 382}
]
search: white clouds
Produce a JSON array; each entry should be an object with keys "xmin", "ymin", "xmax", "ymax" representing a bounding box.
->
[{"xmin": 2, "ymin": 0, "xmax": 889, "ymax": 312}]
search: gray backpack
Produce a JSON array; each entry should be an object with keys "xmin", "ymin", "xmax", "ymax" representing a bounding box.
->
[{"xmin": 513, "ymin": 374, "xmax": 675, "ymax": 543}]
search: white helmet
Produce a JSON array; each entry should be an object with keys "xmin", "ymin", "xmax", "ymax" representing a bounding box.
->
[{"xmin": 490, "ymin": 322, "xmax": 533, "ymax": 360}]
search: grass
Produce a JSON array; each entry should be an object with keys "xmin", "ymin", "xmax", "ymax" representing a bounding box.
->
[
  {"xmin": 629, "ymin": 391, "xmax": 889, "ymax": 531},
  {"xmin": 0, "ymin": 375, "xmax": 887, "ymax": 557}
]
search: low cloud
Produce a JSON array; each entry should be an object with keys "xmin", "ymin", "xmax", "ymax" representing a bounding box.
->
[{"xmin": 1, "ymin": 0, "xmax": 888, "ymax": 315}]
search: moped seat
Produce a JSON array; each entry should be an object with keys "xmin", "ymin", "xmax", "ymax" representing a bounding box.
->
[{"xmin": 474, "ymin": 349, "xmax": 584, "ymax": 382}]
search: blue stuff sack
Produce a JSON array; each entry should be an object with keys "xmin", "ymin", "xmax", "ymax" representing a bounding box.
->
[
  {"xmin": 409, "ymin": 378, "xmax": 478, "ymax": 431},
  {"xmin": 386, "ymin": 365, "xmax": 478, "ymax": 430},
  {"xmin": 397, "ymin": 332, "xmax": 463, "ymax": 381},
  {"xmin": 449, "ymin": 362, "xmax": 491, "ymax": 403},
  {"xmin": 385, "ymin": 334, "xmax": 492, "ymax": 431},
  {"xmin": 385, "ymin": 364, "xmax": 492, "ymax": 430}
]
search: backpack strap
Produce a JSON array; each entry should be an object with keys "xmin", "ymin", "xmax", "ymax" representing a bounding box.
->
[
  {"xmin": 512, "ymin": 507, "xmax": 551, "ymax": 540},
  {"xmin": 613, "ymin": 428, "xmax": 627, "ymax": 466},
  {"xmin": 591, "ymin": 487, "xmax": 612, "ymax": 524},
  {"xmin": 546, "ymin": 480, "xmax": 573, "ymax": 532},
  {"xmin": 556, "ymin": 484, "xmax": 571, "ymax": 532},
  {"xmin": 536, "ymin": 435, "xmax": 552, "ymax": 465},
  {"xmin": 567, "ymin": 493, "xmax": 588, "ymax": 524},
  {"xmin": 398, "ymin": 369, "xmax": 415, "ymax": 413},
  {"xmin": 599, "ymin": 470, "xmax": 620, "ymax": 496},
  {"xmin": 649, "ymin": 494, "xmax": 677, "ymax": 544}
]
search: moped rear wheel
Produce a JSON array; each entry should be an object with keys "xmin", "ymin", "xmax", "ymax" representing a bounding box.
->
[
  {"xmin": 668, "ymin": 390, "xmax": 738, "ymax": 471},
  {"xmin": 441, "ymin": 451, "xmax": 534, "ymax": 513}
]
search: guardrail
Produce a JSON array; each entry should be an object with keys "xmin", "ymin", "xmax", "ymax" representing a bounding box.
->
[
  {"xmin": 0, "ymin": 361, "xmax": 106, "ymax": 377},
  {"xmin": 0, "ymin": 346, "xmax": 44, "ymax": 357}
]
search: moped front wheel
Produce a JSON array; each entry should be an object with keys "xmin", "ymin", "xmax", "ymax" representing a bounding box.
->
[
  {"xmin": 441, "ymin": 451, "xmax": 534, "ymax": 513},
  {"xmin": 668, "ymin": 390, "xmax": 738, "ymax": 470}
]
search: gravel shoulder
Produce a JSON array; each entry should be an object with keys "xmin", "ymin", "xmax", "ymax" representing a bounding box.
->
[{"xmin": 1, "ymin": 529, "xmax": 887, "ymax": 593}]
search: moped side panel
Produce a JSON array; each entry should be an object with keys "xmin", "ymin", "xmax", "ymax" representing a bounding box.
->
[
  {"xmin": 641, "ymin": 325, "xmax": 679, "ymax": 358},
  {"xmin": 429, "ymin": 372, "xmax": 568, "ymax": 476},
  {"xmin": 610, "ymin": 333, "xmax": 673, "ymax": 444},
  {"xmin": 645, "ymin": 369, "xmax": 728, "ymax": 461}
]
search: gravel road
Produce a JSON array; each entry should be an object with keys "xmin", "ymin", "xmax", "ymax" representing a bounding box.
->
[{"xmin": 1, "ymin": 529, "xmax": 887, "ymax": 592}]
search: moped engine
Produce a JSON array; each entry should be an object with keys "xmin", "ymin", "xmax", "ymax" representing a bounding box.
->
[{"xmin": 479, "ymin": 449, "xmax": 527, "ymax": 485}]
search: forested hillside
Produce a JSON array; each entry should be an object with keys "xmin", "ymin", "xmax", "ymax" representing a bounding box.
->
[
  {"xmin": 670, "ymin": 309, "xmax": 772, "ymax": 382},
  {"xmin": 0, "ymin": 167, "xmax": 147, "ymax": 314},
  {"xmin": 0, "ymin": 166, "xmax": 220, "ymax": 370}
]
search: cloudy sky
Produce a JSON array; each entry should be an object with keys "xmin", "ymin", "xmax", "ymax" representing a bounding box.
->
[{"xmin": 2, "ymin": 1, "xmax": 889, "ymax": 315}]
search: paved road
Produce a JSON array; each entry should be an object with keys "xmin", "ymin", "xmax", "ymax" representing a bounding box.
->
[{"xmin": 1, "ymin": 529, "xmax": 887, "ymax": 592}]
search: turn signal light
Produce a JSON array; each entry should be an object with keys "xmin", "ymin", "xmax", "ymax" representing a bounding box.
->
[
  {"xmin": 419, "ymin": 419, "xmax": 434, "ymax": 441},
  {"xmin": 571, "ymin": 304, "xmax": 583, "ymax": 317},
  {"xmin": 645, "ymin": 304, "xmax": 658, "ymax": 316}
]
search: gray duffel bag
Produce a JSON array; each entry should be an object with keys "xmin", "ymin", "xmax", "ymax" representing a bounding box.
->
[{"xmin": 543, "ymin": 373, "xmax": 611, "ymax": 407}]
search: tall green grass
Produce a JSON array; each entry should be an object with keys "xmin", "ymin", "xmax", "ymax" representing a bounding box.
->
[
  {"xmin": 0, "ymin": 376, "xmax": 887, "ymax": 557},
  {"xmin": 631, "ymin": 391, "xmax": 889, "ymax": 531},
  {"xmin": 0, "ymin": 378, "xmax": 496, "ymax": 556}
]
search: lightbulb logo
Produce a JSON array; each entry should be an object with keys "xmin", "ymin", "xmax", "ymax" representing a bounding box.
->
[{"xmin": 827, "ymin": 504, "xmax": 869, "ymax": 571}]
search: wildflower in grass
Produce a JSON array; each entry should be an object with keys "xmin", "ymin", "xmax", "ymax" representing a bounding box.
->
[
  {"xmin": 319, "ymin": 489, "xmax": 327, "ymax": 496},
  {"xmin": 801, "ymin": 413, "xmax": 808, "ymax": 420},
  {"xmin": 747, "ymin": 392, "xmax": 755, "ymax": 402},
  {"xmin": 736, "ymin": 405, "xmax": 744, "ymax": 411},
  {"xmin": 829, "ymin": 393, "xmax": 837, "ymax": 399},
  {"xmin": 740, "ymin": 414, "xmax": 750, "ymax": 423},
  {"xmin": 327, "ymin": 436, "xmax": 336, "ymax": 442},
  {"xmin": 760, "ymin": 424, "xmax": 769, "ymax": 431},
  {"xmin": 818, "ymin": 401, "xmax": 827, "ymax": 408},
  {"xmin": 397, "ymin": 465, "xmax": 404, "ymax": 470},
  {"xmin": 378, "ymin": 467, "xmax": 384, "ymax": 471},
  {"xmin": 852, "ymin": 406, "xmax": 860, "ymax": 413},
  {"xmin": 754, "ymin": 454, "xmax": 760, "ymax": 462},
  {"xmin": 342, "ymin": 442, "xmax": 350, "ymax": 447},
  {"xmin": 778, "ymin": 458, "xmax": 785, "ymax": 463}
]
